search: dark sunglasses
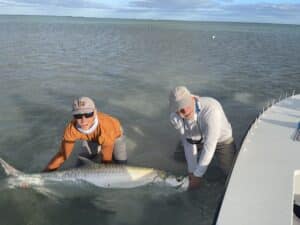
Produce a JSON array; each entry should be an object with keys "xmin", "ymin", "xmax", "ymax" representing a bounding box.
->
[{"xmin": 73, "ymin": 111, "xmax": 94, "ymax": 119}]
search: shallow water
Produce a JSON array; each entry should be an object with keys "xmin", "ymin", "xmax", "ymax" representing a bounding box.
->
[{"xmin": 0, "ymin": 15, "xmax": 299, "ymax": 225}]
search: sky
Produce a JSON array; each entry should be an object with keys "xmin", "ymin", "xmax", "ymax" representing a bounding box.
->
[{"xmin": 0, "ymin": 0, "xmax": 300, "ymax": 24}]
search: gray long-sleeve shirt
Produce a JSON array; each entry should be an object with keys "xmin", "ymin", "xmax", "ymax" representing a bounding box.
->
[{"xmin": 170, "ymin": 96, "xmax": 232, "ymax": 177}]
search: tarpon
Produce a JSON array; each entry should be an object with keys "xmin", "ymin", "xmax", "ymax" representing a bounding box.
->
[{"xmin": 0, "ymin": 157, "xmax": 189, "ymax": 193}]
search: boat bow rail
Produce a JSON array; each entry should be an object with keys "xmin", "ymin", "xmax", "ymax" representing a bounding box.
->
[{"xmin": 215, "ymin": 93, "xmax": 300, "ymax": 225}]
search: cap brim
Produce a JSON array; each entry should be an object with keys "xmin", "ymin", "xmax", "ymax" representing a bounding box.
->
[{"xmin": 72, "ymin": 108, "xmax": 94, "ymax": 115}]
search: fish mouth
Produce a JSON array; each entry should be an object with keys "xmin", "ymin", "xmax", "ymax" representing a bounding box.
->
[
  {"xmin": 175, "ymin": 176, "xmax": 189, "ymax": 191},
  {"xmin": 165, "ymin": 176, "xmax": 189, "ymax": 191}
]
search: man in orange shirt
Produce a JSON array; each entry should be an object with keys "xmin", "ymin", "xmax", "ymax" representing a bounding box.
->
[{"xmin": 43, "ymin": 96, "xmax": 127, "ymax": 172}]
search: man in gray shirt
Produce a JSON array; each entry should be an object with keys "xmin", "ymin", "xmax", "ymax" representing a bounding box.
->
[{"xmin": 169, "ymin": 86, "xmax": 236, "ymax": 189}]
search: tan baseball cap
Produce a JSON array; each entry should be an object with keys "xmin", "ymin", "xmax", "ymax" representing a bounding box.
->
[
  {"xmin": 169, "ymin": 86, "xmax": 193, "ymax": 112},
  {"xmin": 72, "ymin": 97, "xmax": 96, "ymax": 115}
]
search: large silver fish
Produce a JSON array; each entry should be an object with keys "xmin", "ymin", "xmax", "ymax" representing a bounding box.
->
[{"xmin": 0, "ymin": 157, "xmax": 189, "ymax": 192}]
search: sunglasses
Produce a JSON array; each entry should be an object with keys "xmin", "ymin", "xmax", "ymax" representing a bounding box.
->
[{"xmin": 73, "ymin": 111, "xmax": 94, "ymax": 119}]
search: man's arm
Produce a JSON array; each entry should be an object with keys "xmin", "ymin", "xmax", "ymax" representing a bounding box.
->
[
  {"xmin": 43, "ymin": 140, "xmax": 75, "ymax": 172},
  {"xmin": 181, "ymin": 137, "xmax": 198, "ymax": 173},
  {"xmin": 170, "ymin": 112, "xmax": 203, "ymax": 189},
  {"xmin": 170, "ymin": 112, "xmax": 198, "ymax": 173},
  {"xmin": 193, "ymin": 110, "xmax": 221, "ymax": 177},
  {"xmin": 101, "ymin": 143, "xmax": 114, "ymax": 163}
]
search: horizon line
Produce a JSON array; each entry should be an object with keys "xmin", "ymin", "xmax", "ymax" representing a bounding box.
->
[{"xmin": 1, "ymin": 14, "xmax": 300, "ymax": 26}]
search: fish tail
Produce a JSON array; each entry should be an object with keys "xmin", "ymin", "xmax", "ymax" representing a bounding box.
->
[{"xmin": 0, "ymin": 157, "xmax": 22, "ymax": 177}]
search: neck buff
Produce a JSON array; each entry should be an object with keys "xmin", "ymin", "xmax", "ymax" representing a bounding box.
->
[{"xmin": 76, "ymin": 114, "xmax": 99, "ymax": 134}]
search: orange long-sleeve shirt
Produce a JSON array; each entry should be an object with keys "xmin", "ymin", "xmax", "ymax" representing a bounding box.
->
[{"xmin": 45, "ymin": 112, "xmax": 122, "ymax": 171}]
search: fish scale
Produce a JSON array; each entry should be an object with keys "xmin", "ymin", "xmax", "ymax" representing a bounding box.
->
[{"xmin": 0, "ymin": 157, "xmax": 189, "ymax": 191}]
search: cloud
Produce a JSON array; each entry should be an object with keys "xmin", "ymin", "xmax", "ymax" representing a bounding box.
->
[
  {"xmin": 0, "ymin": 0, "xmax": 109, "ymax": 9},
  {"xmin": 129, "ymin": 0, "xmax": 221, "ymax": 10},
  {"xmin": 0, "ymin": 0, "xmax": 299, "ymax": 24},
  {"xmin": 224, "ymin": 3, "xmax": 300, "ymax": 14},
  {"xmin": 117, "ymin": 1, "xmax": 300, "ymax": 24},
  {"xmin": 221, "ymin": 3, "xmax": 300, "ymax": 22}
]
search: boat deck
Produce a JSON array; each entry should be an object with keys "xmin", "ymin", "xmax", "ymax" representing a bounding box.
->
[{"xmin": 216, "ymin": 94, "xmax": 300, "ymax": 225}]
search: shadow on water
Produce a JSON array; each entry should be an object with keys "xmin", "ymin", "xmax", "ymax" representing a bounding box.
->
[{"xmin": 0, "ymin": 188, "xmax": 111, "ymax": 225}]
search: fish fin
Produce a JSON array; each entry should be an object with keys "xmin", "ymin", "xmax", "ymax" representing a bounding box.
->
[
  {"xmin": 0, "ymin": 157, "xmax": 23, "ymax": 177},
  {"xmin": 33, "ymin": 186, "xmax": 62, "ymax": 203},
  {"xmin": 91, "ymin": 197, "xmax": 117, "ymax": 213},
  {"xmin": 77, "ymin": 156, "xmax": 98, "ymax": 167}
]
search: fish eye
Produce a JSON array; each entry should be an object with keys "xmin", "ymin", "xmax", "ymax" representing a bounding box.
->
[{"xmin": 176, "ymin": 176, "xmax": 183, "ymax": 182}]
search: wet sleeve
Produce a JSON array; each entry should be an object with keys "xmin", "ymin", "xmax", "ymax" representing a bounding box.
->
[
  {"xmin": 98, "ymin": 131, "xmax": 114, "ymax": 163},
  {"xmin": 44, "ymin": 140, "xmax": 75, "ymax": 171},
  {"xmin": 193, "ymin": 110, "xmax": 221, "ymax": 177},
  {"xmin": 181, "ymin": 136, "xmax": 198, "ymax": 173},
  {"xmin": 101, "ymin": 143, "xmax": 114, "ymax": 162}
]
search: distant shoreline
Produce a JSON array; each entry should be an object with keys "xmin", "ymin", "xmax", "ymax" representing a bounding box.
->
[{"xmin": 0, "ymin": 14, "xmax": 299, "ymax": 27}]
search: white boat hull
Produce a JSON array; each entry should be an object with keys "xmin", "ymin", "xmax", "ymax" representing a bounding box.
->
[{"xmin": 216, "ymin": 94, "xmax": 300, "ymax": 225}]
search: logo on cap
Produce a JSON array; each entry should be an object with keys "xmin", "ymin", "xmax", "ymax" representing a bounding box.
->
[{"xmin": 78, "ymin": 101, "xmax": 86, "ymax": 107}]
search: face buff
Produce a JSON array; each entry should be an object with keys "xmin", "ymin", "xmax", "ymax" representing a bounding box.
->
[{"xmin": 76, "ymin": 115, "xmax": 99, "ymax": 134}]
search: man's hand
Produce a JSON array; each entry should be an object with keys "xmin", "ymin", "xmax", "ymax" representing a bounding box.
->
[
  {"xmin": 170, "ymin": 113, "xmax": 183, "ymax": 129},
  {"xmin": 42, "ymin": 168, "xmax": 49, "ymax": 173},
  {"xmin": 170, "ymin": 112, "xmax": 184, "ymax": 135},
  {"xmin": 42, "ymin": 168, "xmax": 56, "ymax": 173},
  {"xmin": 188, "ymin": 174, "xmax": 202, "ymax": 190}
]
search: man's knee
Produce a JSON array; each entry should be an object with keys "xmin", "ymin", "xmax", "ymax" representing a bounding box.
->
[{"xmin": 113, "ymin": 135, "xmax": 127, "ymax": 163}]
